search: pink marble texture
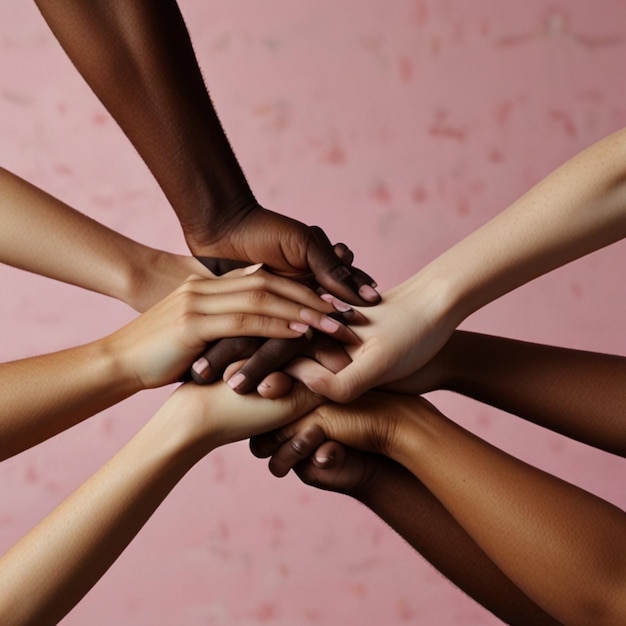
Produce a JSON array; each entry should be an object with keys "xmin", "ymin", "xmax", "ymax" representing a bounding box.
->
[{"xmin": 1, "ymin": 1, "xmax": 625, "ymax": 624}]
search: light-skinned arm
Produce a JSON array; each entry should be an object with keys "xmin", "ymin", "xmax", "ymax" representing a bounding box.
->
[
  {"xmin": 259, "ymin": 393, "xmax": 626, "ymax": 626},
  {"xmin": 0, "ymin": 167, "xmax": 207, "ymax": 312},
  {"xmin": 0, "ymin": 269, "xmax": 349, "ymax": 460},
  {"xmin": 33, "ymin": 0, "xmax": 379, "ymax": 306},
  {"xmin": 0, "ymin": 380, "xmax": 321, "ymax": 626},
  {"xmin": 281, "ymin": 127, "xmax": 626, "ymax": 401}
]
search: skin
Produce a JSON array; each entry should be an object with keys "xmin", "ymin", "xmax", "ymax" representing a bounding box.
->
[
  {"xmin": 0, "ymin": 167, "xmax": 208, "ymax": 313},
  {"xmin": 0, "ymin": 266, "xmax": 353, "ymax": 461},
  {"xmin": 252, "ymin": 336, "xmax": 626, "ymax": 625},
  {"xmin": 279, "ymin": 127, "xmax": 626, "ymax": 402},
  {"xmin": 0, "ymin": 380, "xmax": 321, "ymax": 626},
  {"xmin": 33, "ymin": 0, "xmax": 380, "ymax": 306}
]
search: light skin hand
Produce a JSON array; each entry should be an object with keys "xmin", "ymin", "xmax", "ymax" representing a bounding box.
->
[
  {"xmin": 283, "ymin": 276, "xmax": 457, "ymax": 402},
  {"xmin": 0, "ymin": 379, "xmax": 321, "ymax": 626},
  {"xmin": 103, "ymin": 269, "xmax": 357, "ymax": 390}
]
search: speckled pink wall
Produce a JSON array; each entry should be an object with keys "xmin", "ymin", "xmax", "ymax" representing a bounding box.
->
[{"xmin": 1, "ymin": 1, "xmax": 625, "ymax": 624}]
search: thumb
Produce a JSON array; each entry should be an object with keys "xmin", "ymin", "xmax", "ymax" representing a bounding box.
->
[{"xmin": 306, "ymin": 226, "xmax": 380, "ymax": 306}]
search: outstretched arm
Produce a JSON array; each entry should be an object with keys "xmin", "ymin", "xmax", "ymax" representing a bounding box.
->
[
  {"xmin": 387, "ymin": 331, "xmax": 626, "ymax": 456},
  {"xmin": 258, "ymin": 393, "xmax": 626, "ymax": 626},
  {"xmin": 0, "ymin": 380, "xmax": 320, "ymax": 626},
  {"xmin": 251, "ymin": 436, "xmax": 560, "ymax": 625},
  {"xmin": 0, "ymin": 269, "xmax": 342, "ymax": 460},
  {"xmin": 34, "ymin": 0, "xmax": 379, "ymax": 306},
  {"xmin": 284, "ymin": 128, "xmax": 626, "ymax": 401},
  {"xmin": 0, "ymin": 167, "xmax": 207, "ymax": 312}
]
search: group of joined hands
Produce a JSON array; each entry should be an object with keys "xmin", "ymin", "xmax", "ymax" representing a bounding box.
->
[{"xmin": 2, "ymin": 2, "xmax": 625, "ymax": 625}]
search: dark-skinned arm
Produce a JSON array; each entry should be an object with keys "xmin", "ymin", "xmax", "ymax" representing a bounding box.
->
[{"xmin": 34, "ymin": 0, "xmax": 379, "ymax": 306}]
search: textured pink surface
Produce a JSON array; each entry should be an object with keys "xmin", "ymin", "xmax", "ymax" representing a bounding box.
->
[{"xmin": 1, "ymin": 1, "xmax": 625, "ymax": 624}]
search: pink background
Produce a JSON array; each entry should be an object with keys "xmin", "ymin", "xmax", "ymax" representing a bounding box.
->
[{"xmin": 1, "ymin": 1, "xmax": 625, "ymax": 624}]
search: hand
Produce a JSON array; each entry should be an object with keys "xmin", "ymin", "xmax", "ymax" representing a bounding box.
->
[
  {"xmin": 190, "ymin": 204, "xmax": 381, "ymax": 306},
  {"xmin": 190, "ymin": 258, "xmax": 364, "ymax": 393},
  {"xmin": 102, "ymin": 269, "xmax": 355, "ymax": 390},
  {"xmin": 249, "ymin": 391, "xmax": 428, "ymax": 471},
  {"xmin": 162, "ymin": 379, "xmax": 323, "ymax": 452},
  {"xmin": 251, "ymin": 432, "xmax": 381, "ymax": 498},
  {"xmin": 284, "ymin": 275, "xmax": 459, "ymax": 402}
]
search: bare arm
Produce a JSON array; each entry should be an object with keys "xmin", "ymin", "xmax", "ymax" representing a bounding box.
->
[
  {"xmin": 388, "ymin": 331, "xmax": 626, "ymax": 456},
  {"xmin": 0, "ymin": 380, "xmax": 320, "ymax": 626},
  {"xmin": 0, "ymin": 167, "xmax": 207, "ymax": 312},
  {"xmin": 0, "ymin": 270, "xmax": 340, "ymax": 460},
  {"xmin": 261, "ymin": 393, "xmax": 626, "ymax": 626},
  {"xmin": 33, "ymin": 0, "xmax": 379, "ymax": 305},
  {"xmin": 284, "ymin": 128, "xmax": 626, "ymax": 401},
  {"xmin": 251, "ymin": 435, "xmax": 560, "ymax": 625}
]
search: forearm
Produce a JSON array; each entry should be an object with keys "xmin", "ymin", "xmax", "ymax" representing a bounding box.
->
[
  {"xmin": 0, "ymin": 340, "xmax": 139, "ymax": 460},
  {"xmin": 441, "ymin": 331, "xmax": 626, "ymax": 455},
  {"xmin": 391, "ymin": 405, "xmax": 626, "ymax": 626},
  {"xmin": 410, "ymin": 128, "xmax": 626, "ymax": 326},
  {"xmin": 0, "ymin": 393, "xmax": 207, "ymax": 626},
  {"xmin": 0, "ymin": 168, "xmax": 201, "ymax": 311},
  {"xmin": 35, "ymin": 0, "xmax": 253, "ymax": 245},
  {"xmin": 353, "ymin": 456, "xmax": 561, "ymax": 625}
]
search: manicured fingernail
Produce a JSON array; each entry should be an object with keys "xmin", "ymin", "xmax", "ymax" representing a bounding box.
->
[
  {"xmin": 320, "ymin": 293, "xmax": 353, "ymax": 313},
  {"xmin": 315, "ymin": 453, "xmax": 335, "ymax": 466},
  {"xmin": 320, "ymin": 315, "xmax": 341, "ymax": 333},
  {"xmin": 289, "ymin": 321, "xmax": 310, "ymax": 334},
  {"xmin": 242, "ymin": 263, "xmax": 264, "ymax": 275},
  {"xmin": 358, "ymin": 284, "xmax": 380, "ymax": 302},
  {"xmin": 227, "ymin": 371, "xmax": 247, "ymax": 390},
  {"xmin": 192, "ymin": 357, "xmax": 209, "ymax": 378}
]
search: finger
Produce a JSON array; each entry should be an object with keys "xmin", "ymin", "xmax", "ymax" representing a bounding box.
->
[
  {"xmin": 285, "ymin": 357, "xmax": 369, "ymax": 403},
  {"xmin": 194, "ymin": 256, "xmax": 250, "ymax": 276},
  {"xmin": 319, "ymin": 293, "xmax": 363, "ymax": 323},
  {"xmin": 268, "ymin": 423, "xmax": 327, "ymax": 477},
  {"xmin": 333, "ymin": 242, "xmax": 354, "ymax": 266},
  {"xmin": 307, "ymin": 226, "xmax": 381, "ymax": 306},
  {"xmin": 301, "ymin": 334, "xmax": 352, "ymax": 373},
  {"xmin": 310, "ymin": 440, "xmax": 345, "ymax": 469},
  {"xmin": 257, "ymin": 371, "xmax": 294, "ymax": 398},
  {"xmin": 225, "ymin": 333, "xmax": 313, "ymax": 394},
  {"xmin": 225, "ymin": 332, "xmax": 349, "ymax": 395},
  {"xmin": 249, "ymin": 428, "xmax": 287, "ymax": 459},
  {"xmin": 191, "ymin": 337, "xmax": 262, "ymax": 384},
  {"xmin": 186, "ymin": 269, "xmax": 335, "ymax": 314}
]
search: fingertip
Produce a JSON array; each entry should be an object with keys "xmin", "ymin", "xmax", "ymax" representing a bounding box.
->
[
  {"xmin": 358, "ymin": 284, "xmax": 381, "ymax": 304},
  {"xmin": 191, "ymin": 357, "xmax": 212, "ymax": 385},
  {"xmin": 257, "ymin": 372, "xmax": 293, "ymax": 398}
]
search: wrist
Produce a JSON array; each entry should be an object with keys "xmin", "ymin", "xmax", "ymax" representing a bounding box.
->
[
  {"xmin": 148, "ymin": 388, "xmax": 219, "ymax": 464},
  {"xmin": 395, "ymin": 268, "xmax": 466, "ymax": 339}
]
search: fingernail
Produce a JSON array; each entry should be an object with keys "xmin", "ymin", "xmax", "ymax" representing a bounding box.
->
[
  {"xmin": 320, "ymin": 293, "xmax": 353, "ymax": 313},
  {"xmin": 315, "ymin": 453, "xmax": 335, "ymax": 466},
  {"xmin": 358, "ymin": 284, "xmax": 380, "ymax": 302},
  {"xmin": 227, "ymin": 371, "xmax": 247, "ymax": 390},
  {"xmin": 242, "ymin": 263, "xmax": 264, "ymax": 275},
  {"xmin": 320, "ymin": 316, "xmax": 341, "ymax": 333},
  {"xmin": 289, "ymin": 321, "xmax": 310, "ymax": 334},
  {"xmin": 192, "ymin": 357, "xmax": 209, "ymax": 378}
]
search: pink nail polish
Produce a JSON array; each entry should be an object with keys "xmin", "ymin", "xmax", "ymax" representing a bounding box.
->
[
  {"xmin": 320, "ymin": 316, "xmax": 340, "ymax": 333},
  {"xmin": 192, "ymin": 357, "xmax": 209, "ymax": 377},
  {"xmin": 358, "ymin": 284, "xmax": 380, "ymax": 302},
  {"xmin": 227, "ymin": 371, "xmax": 247, "ymax": 390},
  {"xmin": 289, "ymin": 321, "xmax": 310, "ymax": 334},
  {"xmin": 320, "ymin": 293, "xmax": 353, "ymax": 313}
]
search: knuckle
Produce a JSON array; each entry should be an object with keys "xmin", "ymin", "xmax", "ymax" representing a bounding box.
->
[{"xmin": 246, "ymin": 289, "xmax": 271, "ymax": 308}]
